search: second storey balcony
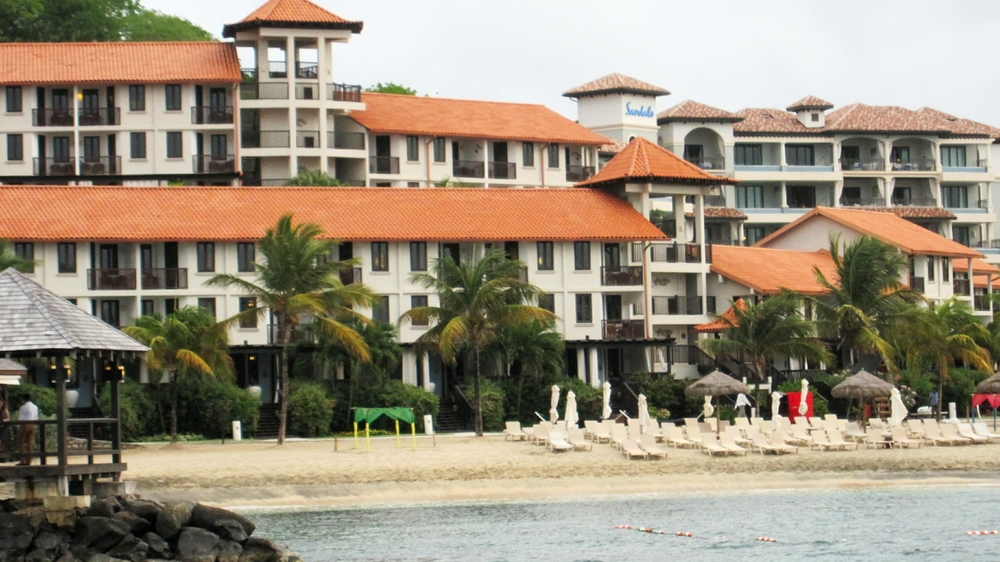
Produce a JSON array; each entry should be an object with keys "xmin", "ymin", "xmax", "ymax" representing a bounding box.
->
[
  {"xmin": 33, "ymin": 157, "xmax": 122, "ymax": 177},
  {"xmin": 651, "ymin": 295, "xmax": 716, "ymax": 316},
  {"xmin": 191, "ymin": 106, "xmax": 235, "ymax": 125},
  {"xmin": 453, "ymin": 160, "xmax": 485, "ymax": 179},
  {"xmin": 488, "ymin": 162, "xmax": 516, "ymax": 180},
  {"xmin": 602, "ymin": 319, "xmax": 645, "ymax": 341},
  {"xmin": 369, "ymin": 156, "xmax": 400, "ymax": 175},
  {"xmin": 140, "ymin": 268, "xmax": 188, "ymax": 290},
  {"xmin": 601, "ymin": 265, "xmax": 643, "ymax": 286},
  {"xmin": 78, "ymin": 108, "xmax": 120, "ymax": 127},
  {"xmin": 330, "ymin": 131, "xmax": 365, "ymax": 150},
  {"xmin": 840, "ymin": 157, "xmax": 886, "ymax": 172},
  {"xmin": 240, "ymin": 82, "xmax": 290, "ymax": 101},
  {"xmin": 328, "ymin": 83, "xmax": 362, "ymax": 103},
  {"xmin": 32, "ymin": 109, "xmax": 74, "ymax": 127},
  {"xmin": 241, "ymin": 130, "xmax": 291, "ymax": 149},
  {"xmin": 88, "ymin": 269, "xmax": 136, "ymax": 291},
  {"xmin": 193, "ymin": 154, "xmax": 236, "ymax": 174},
  {"xmin": 566, "ymin": 165, "xmax": 596, "ymax": 182},
  {"xmin": 641, "ymin": 242, "xmax": 713, "ymax": 264}
]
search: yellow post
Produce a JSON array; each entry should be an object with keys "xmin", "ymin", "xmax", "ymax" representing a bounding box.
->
[
  {"xmin": 411, "ymin": 422, "xmax": 416, "ymax": 450},
  {"xmin": 353, "ymin": 422, "xmax": 358, "ymax": 450},
  {"xmin": 365, "ymin": 422, "xmax": 371, "ymax": 452},
  {"xmin": 395, "ymin": 420, "xmax": 401, "ymax": 448}
]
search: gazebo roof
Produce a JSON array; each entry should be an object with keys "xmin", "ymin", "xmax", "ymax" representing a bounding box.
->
[{"xmin": 0, "ymin": 268, "xmax": 147, "ymax": 357}]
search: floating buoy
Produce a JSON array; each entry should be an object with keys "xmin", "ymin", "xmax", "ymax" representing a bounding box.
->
[
  {"xmin": 613, "ymin": 525, "xmax": 632, "ymax": 530},
  {"xmin": 756, "ymin": 536, "xmax": 777, "ymax": 542},
  {"xmin": 966, "ymin": 530, "xmax": 998, "ymax": 536}
]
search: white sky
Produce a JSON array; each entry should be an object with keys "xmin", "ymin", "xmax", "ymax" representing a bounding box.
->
[{"xmin": 141, "ymin": 0, "xmax": 1000, "ymax": 126}]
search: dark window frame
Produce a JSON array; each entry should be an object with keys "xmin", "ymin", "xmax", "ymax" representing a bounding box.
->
[
  {"xmin": 373, "ymin": 295, "xmax": 390, "ymax": 324},
  {"xmin": 941, "ymin": 145, "xmax": 967, "ymax": 168},
  {"xmin": 736, "ymin": 185, "xmax": 765, "ymax": 208},
  {"xmin": 165, "ymin": 84, "xmax": 182, "ymax": 111},
  {"xmin": 785, "ymin": 144, "xmax": 815, "ymax": 166},
  {"xmin": 433, "ymin": 138, "xmax": 446, "ymax": 163},
  {"xmin": 942, "ymin": 257, "xmax": 951, "ymax": 282},
  {"xmin": 546, "ymin": 144, "xmax": 559, "ymax": 168},
  {"xmin": 734, "ymin": 144, "xmax": 763, "ymax": 166},
  {"xmin": 406, "ymin": 135, "xmax": 419, "ymax": 162},
  {"xmin": 6, "ymin": 133, "xmax": 22, "ymax": 161},
  {"xmin": 237, "ymin": 242, "xmax": 255, "ymax": 273},
  {"xmin": 57, "ymin": 242, "xmax": 76, "ymax": 274},
  {"xmin": 538, "ymin": 293, "xmax": 555, "ymax": 313},
  {"xmin": 410, "ymin": 295, "xmax": 429, "ymax": 326},
  {"xmin": 371, "ymin": 241, "xmax": 390, "ymax": 272},
  {"xmin": 198, "ymin": 297, "xmax": 216, "ymax": 319},
  {"xmin": 537, "ymin": 241, "xmax": 554, "ymax": 271},
  {"xmin": 128, "ymin": 85, "xmax": 145, "ymax": 112},
  {"xmin": 238, "ymin": 297, "xmax": 257, "ymax": 328},
  {"xmin": 522, "ymin": 142, "xmax": 535, "ymax": 167},
  {"xmin": 573, "ymin": 241, "xmax": 591, "ymax": 270},
  {"xmin": 5, "ymin": 86, "xmax": 22, "ymax": 113},
  {"xmin": 575, "ymin": 293, "xmax": 592, "ymax": 324},
  {"xmin": 196, "ymin": 242, "xmax": 216, "ymax": 273},
  {"xmin": 409, "ymin": 241, "xmax": 427, "ymax": 271},
  {"xmin": 14, "ymin": 242, "xmax": 33, "ymax": 273},
  {"xmin": 166, "ymin": 131, "xmax": 183, "ymax": 159},
  {"xmin": 130, "ymin": 132, "xmax": 147, "ymax": 159}
]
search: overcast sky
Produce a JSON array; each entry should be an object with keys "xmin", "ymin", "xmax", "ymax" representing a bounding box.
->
[{"xmin": 142, "ymin": 0, "xmax": 1000, "ymax": 126}]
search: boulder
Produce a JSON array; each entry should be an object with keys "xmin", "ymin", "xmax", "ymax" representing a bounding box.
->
[
  {"xmin": 24, "ymin": 549, "xmax": 57, "ymax": 562},
  {"xmin": 217, "ymin": 540, "xmax": 243, "ymax": 562},
  {"xmin": 33, "ymin": 531, "xmax": 66, "ymax": 551},
  {"xmin": 189, "ymin": 505, "xmax": 256, "ymax": 538},
  {"xmin": 111, "ymin": 512, "xmax": 150, "ymax": 537},
  {"xmin": 154, "ymin": 502, "xmax": 193, "ymax": 540},
  {"xmin": 105, "ymin": 535, "xmax": 147, "ymax": 562},
  {"xmin": 73, "ymin": 517, "xmax": 130, "ymax": 552},
  {"xmin": 140, "ymin": 533, "xmax": 170, "ymax": 560},
  {"xmin": 82, "ymin": 554, "xmax": 127, "ymax": 562},
  {"xmin": 238, "ymin": 538, "xmax": 284, "ymax": 562},
  {"xmin": 53, "ymin": 553, "xmax": 82, "ymax": 562},
  {"xmin": 86, "ymin": 498, "xmax": 120, "ymax": 519},
  {"xmin": 121, "ymin": 500, "xmax": 160, "ymax": 524},
  {"xmin": 0, "ymin": 512, "xmax": 35, "ymax": 550},
  {"xmin": 213, "ymin": 520, "xmax": 249, "ymax": 543},
  {"xmin": 176, "ymin": 528, "xmax": 220, "ymax": 562}
]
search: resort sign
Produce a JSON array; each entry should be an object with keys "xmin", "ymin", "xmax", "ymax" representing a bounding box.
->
[{"xmin": 625, "ymin": 102, "xmax": 654, "ymax": 118}]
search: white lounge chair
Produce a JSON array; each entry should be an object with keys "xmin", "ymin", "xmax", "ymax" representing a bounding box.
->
[
  {"xmin": 749, "ymin": 433, "xmax": 784, "ymax": 455},
  {"xmin": 865, "ymin": 428, "xmax": 893, "ymax": 449},
  {"xmin": 844, "ymin": 422, "xmax": 867, "ymax": 442},
  {"xmin": 568, "ymin": 428, "xmax": 593, "ymax": 451},
  {"xmin": 972, "ymin": 422, "xmax": 1000, "ymax": 442},
  {"xmin": 921, "ymin": 422, "xmax": 963, "ymax": 446},
  {"xmin": 532, "ymin": 424, "xmax": 549, "ymax": 446},
  {"xmin": 809, "ymin": 430, "xmax": 836, "ymax": 451},
  {"xmin": 827, "ymin": 429, "xmax": 858, "ymax": 451},
  {"xmin": 666, "ymin": 427, "xmax": 699, "ymax": 449},
  {"xmin": 769, "ymin": 433, "xmax": 798, "ymax": 454},
  {"xmin": 956, "ymin": 423, "xmax": 988, "ymax": 444},
  {"xmin": 718, "ymin": 431, "xmax": 748, "ymax": 456},
  {"xmin": 611, "ymin": 424, "xmax": 628, "ymax": 450},
  {"xmin": 891, "ymin": 427, "xmax": 922, "ymax": 449},
  {"xmin": 621, "ymin": 438, "xmax": 648, "ymax": 460},
  {"xmin": 583, "ymin": 420, "xmax": 598, "ymax": 440},
  {"xmin": 940, "ymin": 423, "xmax": 973, "ymax": 445},
  {"xmin": 640, "ymin": 434, "xmax": 668, "ymax": 459},
  {"xmin": 547, "ymin": 431, "xmax": 573, "ymax": 452},
  {"xmin": 791, "ymin": 424, "xmax": 815, "ymax": 445},
  {"xmin": 724, "ymin": 425, "xmax": 752, "ymax": 447},
  {"xmin": 700, "ymin": 434, "xmax": 730, "ymax": 457},
  {"xmin": 504, "ymin": 421, "xmax": 530, "ymax": 441},
  {"xmin": 905, "ymin": 419, "xmax": 925, "ymax": 439},
  {"xmin": 591, "ymin": 421, "xmax": 612, "ymax": 444}
]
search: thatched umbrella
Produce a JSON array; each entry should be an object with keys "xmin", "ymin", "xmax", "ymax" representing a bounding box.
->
[
  {"xmin": 975, "ymin": 373, "xmax": 1000, "ymax": 429},
  {"xmin": 831, "ymin": 370, "xmax": 895, "ymax": 428},
  {"xmin": 685, "ymin": 370, "xmax": 751, "ymax": 434}
]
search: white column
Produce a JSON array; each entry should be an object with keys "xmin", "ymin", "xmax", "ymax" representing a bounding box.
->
[
  {"xmin": 589, "ymin": 348, "xmax": 600, "ymax": 387},
  {"xmin": 780, "ymin": 181, "xmax": 788, "ymax": 208},
  {"xmin": 833, "ymin": 180, "xmax": 844, "ymax": 207},
  {"xmin": 336, "ymin": 363, "xmax": 345, "ymax": 381},
  {"xmin": 576, "ymin": 348, "xmax": 586, "ymax": 381},
  {"xmin": 422, "ymin": 353, "xmax": 432, "ymax": 391}
]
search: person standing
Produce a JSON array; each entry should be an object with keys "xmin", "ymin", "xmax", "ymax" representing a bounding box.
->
[
  {"xmin": 17, "ymin": 394, "xmax": 38, "ymax": 466},
  {"xmin": 0, "ymin": 397, "xmax": 9, "ymax": 454}
]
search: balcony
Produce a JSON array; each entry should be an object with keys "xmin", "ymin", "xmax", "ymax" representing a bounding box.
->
[
  {"xmin": 241, "ymin": 68, "xmax": 257, "ymax": 83},
  {"xmin": 975, "ymin": 295, "xmax": 992, "ymax": 312},
  {"xmin": 330, "ymin": 131, "xmax": 365, "ymax": 150},
  {"xmin": 891, "ymin": 195, "xmax": 936, "ymax": 207},
  {"xmin": 891, "ymin": 158, "xmax": 935, "ymax": 172},
  {"xmin": 953, "ymin": 279, "xmax": 971, "ymax": 296},
  {"xmin": 33, "ymin": 157, "xmax": 75, "ymax": 176},
  {"xmin": 651, "ymin": 296, "xmax": 714, "ymax": 315},
  {"xmin": 839, "ymin": 196, "xmax": 888, "ymax": 207},
  {"xmin": 32, "ymin": 109, "xmax": 74, "ymax": 127},
  {"xmin": 943, "ymin": 158, "xmax": 988, "ymax": 173},
  {"xmin": 601, "ymin": 266, "xmax": 643, "ymax": 286},
  {"xmin": 645, "ymin": 242, "xmax": 712, "ymax": 264},
  {"xmin": 488, "ymin": 162, "xmax": 516, "ymax": 180},
  {"xmin": 602, "ymin": 319, "xmax": 645, "ymax": 341},
  {"xmin": 141, "ymin": 268, "xmax": 188, "ymax": 290},
  {"xmin": 268, "ymin": 60, "xmax": 287, "ymax": 79},
  {"xmin": 685, "ymin": 156, "xmax": 725, "ymax": 170},
  {"xmin": 910, "ymin": 275, "xmax": 925, "ymax": 293},
  {"xmin": 339, "ymin": 267, "xmax": 363, "ymax": 285},
  {"xmin": 193, "ymin": 155, "xmax": 236, "ymax": 174},
  {"xmin": 295, "ymin": 83, "xmax": 320, "ymax": 100},
  {"xmin": 242, "ymin": 178, "xmax": 290, "ymax": 186},
  {"xmin": 453, "ymin": 160, "xmax": 485, "ymax": 178},
  {"xmin": 240, "ymin": 82, "xmax": 289, "ymax": 100},
  {"xmin": 566, "ymin": 165, "xmax": 595, "ymax": 182},
  {"xmin": 297, "ymin": 131, "xmax": 321, "ymax": 148},
  {"xmin": 78, "ymin": 108, "xmax": 120, "ymax": 126},
  {"xmin": 191, "ymin": 106, "xmax": 234, "ymax": 125},
  {"xmin": 79, "ymin": 156, "xmax": 121, "ymax": 176},
  {"xmin": 704, "ymin": 195, "xmax": 727, "ymax": 207},
  {"xmin": 840, "ymin": 157, "xmax": 885, "ymax": 172},
  {"xmin": 296, "ymin": 62, "xmax": 318, "ymax": 80},
  {"xmin": 328, "ymin": 83, "xmax": 362, "ymax": 103},
  {"xmin": 369, "ymin": 156, "xmax": 400, "ymax": 174},
  {"xmin": 241, "ymin": 130, "xmax": 290, "ymax": 149},
  {"xmin": 267, "ymin": 324, "xmax": 316, "ymax": 345},
  {"xmin": 88, "ymin": 269, "xmax": 136, "ymax": 291}
]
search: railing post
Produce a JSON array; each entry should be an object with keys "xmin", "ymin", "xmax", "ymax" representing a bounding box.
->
[
  {"xmin": 110, "ymin": 369, "xmax": 122, "ymax": 466},
  {"xmin": 56, "ymin": 355, "xmax": 67, "ymax": 468}
]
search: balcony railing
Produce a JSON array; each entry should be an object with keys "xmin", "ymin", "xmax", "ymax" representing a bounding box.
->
[
  {"xmin": 488, "ymin": 161, "xmax": 516, "ymax": 180},
  {"xmin": 267, "ymin": 324, "xmax": 316, "ymax": 345},
  {"xmin": 87, "ymin": 269, "xmax": 136, "ymax": 291},
  {"xmin": 32, "ymin": 109, "xmax": 74, "ymax": 127},
  {"xmin": 330, "ymin": 131, "xmax": 365, "ymax": 150},
  {"xmin": 651, "ymin": 296, "xmax": 715, "ymax": 315},
  {"xmin": 79, "ymin": 156, "xmax": 121, "ymax": 176},
  {"xmin": 686, "ymin": 156, "xmax": 725, "ymax": 170},
  {"xmin": 953, "ymin": 278, "xmax": 971, "ymax": 296},
  {"xmin": 840, "ymin": 157, "xmax": 885, "ymax": 171},
  {"xmin": 453, "ymin": 160, "xmax": 485, "ymax": 178},
  {"xmin": 241, "ymin": 68, "xmax": 257, "ymax": 83},
  {"xmin": 645, "ymin": 242, "xmax": 712, "ymax": 264},
  {"xmin": 242, "ymin": 178, "xmax": 290, "ymax": 186},
  {"xmin": 193, "ymin": 155, "xmax": 236, "ymax": 174},
  {"xmin": 78, "ymin": 108, "xmax": 120, "ymax": 126},
  {"xmin": 240, "ymin": 82, "xmax": 289, "ymax": 100},
  {"xmin": 970, "ymin": 239, "xmax": 1000, "ymax": 250},
  {"xmin": 328, "ymin": 83, "xmax": 362, "ymax": 103},
  {"xmin": 602, "ymin": 319, "xmax": 645, "ymax": 341},
  {"xmin": 296, "ymin": 130, "xmax": 321, "ymax": 148},
  {"xmin": 910, "ymin": 275, "xmax": 925, "ymax": 293},
  {"xmin": 839, "ymin": 196, "xmax": 888, "ymax": 207},
  {"xmin": 295, "ymin": 83, "xmax": 320, "ymax": 100},
  {"xmin": 268, "ymin": 60, "xmax": 287, "ymax": 79},
  {"xmin": 33, "ymin": 157, "xmax": 75, "ymax": 176},
  {"xmin": 566, "ymin": 165, "xmax": 596, "ymax": 182},
  {"xmin": 369, "ymin": 156, "xmax": 400, "ymax": 174},
  {"xmin": 141, "ymin": 268, "xmax": 188, "ymax": 290},
  {"xmin": 891, "ymin": 196, "xmax": 937, "ymax": 207},
  {"xmin": 704, "ymin": 195, "xmax": 727, "ymax": 207},
  {"xmin": 191, "ymin": 106, "xmax": 234, "ymax": 125},
  {"xmin": 975, "ymin": 295, "xmax": 992, "ymax": 312},
  {"xmin": 601, "ymin": 265, "xmax": 643, "ymax": 286},
  {"xmin": 241, "ymin": 130, "xmax": 290, "ymax": 149},
  {"xmin": 339, "ymin": 267, "xmax": 363, "ymax": 285},
  {"xmin": 296, "ymin": 62, "xmax": 318, "ymax": 79},
  {"xmin": 891, "ymin": 157, "xmax": 935, "ymax": 172}
]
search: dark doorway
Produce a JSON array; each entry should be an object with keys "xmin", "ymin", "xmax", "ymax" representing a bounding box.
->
[
  {"xmin": 164, "ymin": 242, "xmax": 179, "ymax": 268},
  {"xmin": 99, "ymin": 244, "xmax": 119, "ymax": 269},
  {"xmin": 604, "ymin": 243, "xmax": 621, "ymax": 269},
  {"xmin": 604, "ymin": 294, "xmax": 622, "ymax": 321},
  {"xmin": 503, "ymin": 241, "xmax": 519, "ymax": 260},
  {"xmin": 442, "ymin": 243, "xmax": 460, "ymax": 265}
]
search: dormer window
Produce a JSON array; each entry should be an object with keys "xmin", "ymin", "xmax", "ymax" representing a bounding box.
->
[{"xmin": 811, "ymin": 113, "xmax": 819, "ymax": 122}]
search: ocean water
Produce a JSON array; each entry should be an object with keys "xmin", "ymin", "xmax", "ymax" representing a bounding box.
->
[{"xmin": 246, "ymin": 485, "xmax": 1000, "ymax": 562}]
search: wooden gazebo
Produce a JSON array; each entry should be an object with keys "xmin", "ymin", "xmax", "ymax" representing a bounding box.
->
[{"xmin": 0, "ymin": 268, "xmax": 148, "ymax": 498}]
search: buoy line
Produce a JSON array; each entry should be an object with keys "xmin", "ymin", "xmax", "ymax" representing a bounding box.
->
[
  {"xmin": 965, "ymin": 530, "xmax": 999, "ymax": 535},
  {"xmin": 613, "ymin": 526, "xmax": 776, "ymax": 542}
]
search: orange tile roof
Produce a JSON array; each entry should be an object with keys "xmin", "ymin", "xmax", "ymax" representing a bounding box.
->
[
  {"xmin": 694, "ymin": 299, "xmax": 746, "ymax": 333},
  {"xmin": 349, "ymin": 93, "xmax": 609, "ymax": 145},
  {"xmin": 954, "ymin": 258, "xmax": 1000, "ymax": 275},
  {"xmin": 973, "ymin": 274, "xmax": 1000, "ymax": 289},
  {"xmin": 710, "ymin": 246, "xmax": 837, "ymax": 296},
  {"xmin": 600, "ymin": 139, "xmax": 629, "ymax": 154},
  {"xmin": 733, "ymin": 108, "xmax": 810, "ymax": 135},
  {"xmin": 756, "ymin": 207, "xmax": 983, "ymax": 258},
  {"xmin": 0, "ymin": 186, "xmax": 666, "ymax": 243},
  {"xmin": 657, "ymin": 100, "xmax": 741, "ymax": 123},
  {"xmin": 734, "ymin": 103, "xmax": 999, "ymax": 137},
  {"xmin": 836, "ymin": 205, "xmax": 955, "ymax": 220},
  {"xmin": 787, "ymin": 96, "xmax": 834, "ymax": 111},
  {"xmin": 223, "ymin": 0, "xmax": 362, "ymax": 36},
  {"xmin": 0, "ymin": 43, "xmax": 240, "ymax": 86},
  {"xmin": 917, "ymin": 107, "xmax": 1000, "ymax": 139},
  {"xmin": 563, "ymin": 73, "xmax": 670, "ymax": 98},
  {"xmin": 576, "ymin": 137, "xmax": 732, "ymax": 187},
  {"xmin": 685, "ymin": 208, "xmax": 747, "ymax": 220}
]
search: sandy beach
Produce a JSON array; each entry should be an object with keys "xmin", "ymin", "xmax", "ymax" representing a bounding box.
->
[{"xmin": 63, "ymin": 434, "xmax": 1000, "ymax": 509}]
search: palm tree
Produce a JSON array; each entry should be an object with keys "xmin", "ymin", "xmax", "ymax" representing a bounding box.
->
[
  {"xmin": 487, "ymin": 319, "xmax": 564, "ymax": 419},
  {"xmin": 400, "ymin": 248, "xmax": 553, "ymax": 436},
  {"xmin": 123, "ymin": 306, "xmax": 232, "ymax": 443},
  {"xmin": 284, "ymin": 169, "xmax": 350, "ymax": 187},
  {"xmin": 812, "ymin": 234, "xmax": 923, "ymax": 367},
  {"xmin": 318, "ymin": 320, "xmax": 403, "ymax": 424},
  {"xmin": 0, "ymin": 239, "xmax": 35, "ymax": 272},
  {"xmin": 207, "ymin": 213, "xmax": 375, "ymax": 444}
]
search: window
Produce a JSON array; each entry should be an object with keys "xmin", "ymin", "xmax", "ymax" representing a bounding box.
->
[
  {"xmin": 237, "ymin": 242, "xmax": 255, "ymax": 272},
  {"xmin": 130, "ymin": 132, "xmax": 146, "ymax": 159},
  {"xmin": 811, "ymin": 113, "xmax": 819, "ymax": 122},
  {"xmin": 166, "ymin": 132, "xmax": 182, "ymax": 159},
  {"xmin": 786, "ymin": 185, "xmax": 816, "ymax": 208},
  {"xmin": 942, "ymin": 186, "xmax": 969, "ymax": 209},
  {"xmin": 100, "ymin": 300, "xmax": 120, "ymax": 328},
  {"xmin": 165, "ymin": 298, "xmax": 178, "ymax": 316},
  {"xmin": 785, "ymin": 144, "xmax": 815, "ymax": 166},
  {"xmin": 5, "ymin": 86, "xmax": 21, "ymax": 113},
  {"xmin": 410, "ymin": 295, "xmax": 428, "ymax": 326},
  {"xmin": 547, "ymin": 144, "xmax": 559, "ymax": 168},
  {"xmin": 14, "ymin": 242, "xmax": 33, "ymax": 273},
  {"xmin": 6, "ymin": 134, "xmax": 22, "ymax": 161},
  {"xmin": 683, "ymin": 144, "xmax": 703, "ymax": 165},
  {"xmin": 433, "ymin": 138, "xmax": 446, "ymax": 163},
  {"xmin": 407, "ymin": 182, "xmax": 420, "ymax": 187},
  {"xmin": 734, "ymin": 144, "xmax": 762, "ymax": 166},
  {"xmin": 575, "ymin": 294, "xmax": 592, "ymax": 323},
  {"xmin": 942, "ymin": 258, "xmax": 950, "ymax": 282},
  {"xmin": 196, "ymin": 242, "xmax": 215, "ymax": 272},
  {"xmin": 745, "ymin": 227, "xmax": 766, "ymax": 246},
  {"xmin": 238, "ymin": 297, "xmax": 257, "ymax": 328},
  {"xmin": 141, "ymin": 300, "xmax": 154, "ymax": 317},
  {"xmin": 57, "ymin": 243, "xmax": 76, "ymax": 274},
  {"xmin": 573, "ymin": 241, "xmax": 590, "ymax": 270},
  {"xmin": 409, "ymin": 241, "xmax": 427, "ymax": 271},
  {"xmin": 537, "ymin": 241, "xmax": 554, "ymax": 271},
  {"xmin": 941, "ymin": 146, "xmax": 966, "ymax": 168},
  {"xmin": 890, "ymin": 146, "xmax": 910, "ymax": 164},
  {"xmin": 165, "ymin": 84, "xmax": 182, "ymax": 111},
  {"xmin": 953, "ymin": 226, "xmax": 971, "ymax": 247},
  {"xmin": 522, "ymin": 142, "xmax": 535, "ymax": 167},
  {"xmin": 198, "ymin": 297, "xmax": 216, "ymax": 319},
  {"xmin": 406, "ymin": 135, "xmax": 419, "ymax": 162},
  {"xmin": 927, "ymin": 256, "xmax": 936, "ymax": 282},
  {"xmin": 129, "ymin": 85, "xmax": 145, "ymax": 111},
  {"xmin": 371, "ymin": 241, "xmax": 389, "ymax": 272},
  {"xmin": 373, "ymin": 295, "xmax": 389, "ymax": 324},
  {"xmin": 538, "ymin": 293, "xmax": 555, "ymax": 314},
  {"xmin": 736, "ymin": 185, "xmax": 765, "ymax": 208}
]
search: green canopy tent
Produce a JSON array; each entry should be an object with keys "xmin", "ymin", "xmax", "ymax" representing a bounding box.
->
[{"xmin": 353, "ymin": 407, "xmax": 417, "ymax": 451}]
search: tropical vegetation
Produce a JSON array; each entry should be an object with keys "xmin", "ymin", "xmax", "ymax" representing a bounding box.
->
[{"xmin": 0, "ymin": 0, "xmax": 213, "ymax": 42}]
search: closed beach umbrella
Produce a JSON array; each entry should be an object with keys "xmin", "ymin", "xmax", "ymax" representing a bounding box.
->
[
  {"xmin": 550, "ymin": 385, "xmax": 560, "ymax": 424},
  {"xmin": 637, "ymin": 393, "xmax": 651, "ymax": 434},
  {"xmin": 831, "ymin": 370, "xmax": 895, "ymax": 428},
  {"xmin": 565, "ymin": 390, "xmax": 579, "ymax": 429},
  {"xmin": 771, "ymin": 391, "xmax": 783, "ymax": 420},
  {"xmin": 702, "ymin": 396, "xmax": 714, "ymax": 419},
  {"xmin": 889, "ymin": 387, "xmax": 908, "ymax": 427},
  {"xmin": 685, "ymin": 370, "xmax": 751, "ymax": 434},
  {"xmin": 798, "ymin": 379, "xmax": 809, "ymax": 417},
  {"xmin": 975, "ymin": 373, "xmax": 1000, "ymax": 430},
  {"xmin": 602, "ymin": 381, "xmax": 612, "ymax": 420}
]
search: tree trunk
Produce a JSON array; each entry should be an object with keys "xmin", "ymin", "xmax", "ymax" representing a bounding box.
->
[
  {"xmin": 169, "ymin": 369, "xmax": 179, "ymax": 444},
  {"xmin": 515, "ymin": 363, "xmax": 525, "ymax": 421},
  {"xmin": 278, "ymin": 341, "xmax": 291, "ymax": 444},
  {"xmin": 936, "ymin": 370, "xmax": 945, "ymax": 422},
  {"xmin": 474, "ymin": 348, "xmax": 483, "ymax": 437}
]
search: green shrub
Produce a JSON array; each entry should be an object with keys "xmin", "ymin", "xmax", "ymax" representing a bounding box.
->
[
  {"xmin": 377, "ymin": 380, "xmax": 439, "ymax": 432},
  {"xmin": 477, "ymin": 379, "xmax": 506, "ymax": 432},
  {"xmin": 628, "ymin": 373, "xmax": 701, "ymax": 421},
  {"xmin": 553, "ymin": 378, "xmax": 603, "ymax": 421},
  {"xmin": 166, "ymin": 373, "xmax": 260, "ymax": 438},
  {"xmin": 98, "ymin": 380, "xmax": 157, "ymax": 442},
  {"xmin": 135, "ymin": 433, "xmax": 206, "ymax": 442},
  {"xmin": 288, "ymin": 382, "xmax": 335, "ymax": 437},
  {"xmin": 15, "ymin": 383, "xmax": 57, "ymax": 417}
]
